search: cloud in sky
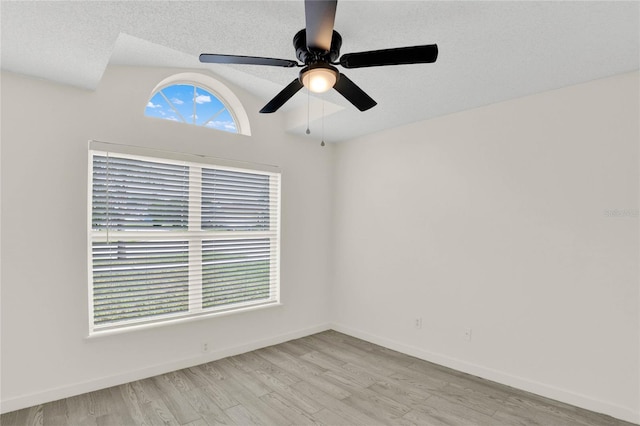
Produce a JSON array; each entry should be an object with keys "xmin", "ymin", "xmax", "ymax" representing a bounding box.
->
[
  {"xmin": 195, "ymin": 94, "xmax": 211, "ymax": 104},
  {"xmin": 147, "ymin": 101, "xmax": 162, "ymax": 108},
  {"xmin": 171, "ymin": 98, "xmax": 184, "ymax": 105},
  {"xmin": 207, "ymin": 120, "xmax": 236, "ymax": 131}
]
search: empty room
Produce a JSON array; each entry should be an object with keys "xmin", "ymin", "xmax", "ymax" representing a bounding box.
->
[{"xmin": 1, "ymin": 1, "xmax": 638, "ymax": 425}]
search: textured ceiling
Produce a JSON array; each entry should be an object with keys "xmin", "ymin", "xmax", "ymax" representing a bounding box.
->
[{"xmin": 1, "ymin": 1, "xmax": 638, "ymax": 142}]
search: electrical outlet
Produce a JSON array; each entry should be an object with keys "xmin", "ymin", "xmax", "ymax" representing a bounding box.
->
[
  {"xmin": 415, "ymin": 318, "xmax": 423, "ymax": 329},
  {"xmin": 464, "ymin": 327, "xmax": 472, "ymax": 341},
  {"xmin": 201, "ymin": 342, "xmax": 209, "ymax": 353}
]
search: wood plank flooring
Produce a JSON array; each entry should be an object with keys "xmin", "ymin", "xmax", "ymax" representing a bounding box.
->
[{"xmin": 1, "ymin": 330, "xmax": 633, "ymax": 425}]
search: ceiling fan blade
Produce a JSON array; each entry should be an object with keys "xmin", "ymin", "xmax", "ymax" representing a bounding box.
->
[
  {"xmin": 333, "ymin": 73, "xmax": 377, "ymax": 112},
  {"xmin": 305, "ymin": 0, "xmax": 337, "ymax": 52},
  {"xmin": 259, "ymin": 79, "xmax": 304, "ymax": 113},
  {"xmin": 200, "ymin": 54, "xmax": 298, "ymax": 68},
  {"xmin": 340, "ymin": 44, "xmax": 438, "ymax": 68}
]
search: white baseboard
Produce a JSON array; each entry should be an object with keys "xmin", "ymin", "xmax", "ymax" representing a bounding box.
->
[
  {"xmin": 0, "ymin": 323, "xmax": 331, "ymax": 414},
  {"xmin": 330, "ymin": 322, "xmax": 639, "ymax": 425}
]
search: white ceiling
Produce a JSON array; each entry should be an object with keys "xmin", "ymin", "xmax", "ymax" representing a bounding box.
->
[{"xmin": 1, "ymin": 1, "xmax": 638, "ymax": 142}]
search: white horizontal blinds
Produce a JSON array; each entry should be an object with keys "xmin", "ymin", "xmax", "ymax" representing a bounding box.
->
[
  {"xmin": 201, "ymin": 168, "xmax": 271, "ymax": 231},
  {"xmin": 92, "ymin": 156, "xmax": 189, "ymax": 230},
  {"xmin": 202, "ymin": 238, "xmax": 272, "ymax": 308},
  {"xmin": 89, "ymin": 147, "xmax": 280, "ymax": 333},
  {"xmin": 200, "ymin": 167, "xmax": 279, "ymax": 309},
  {"xmin": 92, "ymin": 240, "xmax": 189, "ymax": 325}
]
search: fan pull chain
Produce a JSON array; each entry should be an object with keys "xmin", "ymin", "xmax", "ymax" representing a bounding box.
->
[
  {"xmin": 305, "ymin": 87, "xmax": 311, "ymax": 135},
  {"xmin": 321, "ymin": 99, "xmax": 325, "ymax": 147}
]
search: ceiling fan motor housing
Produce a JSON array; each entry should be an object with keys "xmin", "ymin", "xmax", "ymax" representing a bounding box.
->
[{"xmin": 294, "ymin": 29, "xmax": 342, "ymax": 64}]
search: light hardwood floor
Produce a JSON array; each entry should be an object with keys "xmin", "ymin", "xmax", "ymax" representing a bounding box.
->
[{"xmin": 1, "ymin": 330, "xmax": 633, "ymax": 425}]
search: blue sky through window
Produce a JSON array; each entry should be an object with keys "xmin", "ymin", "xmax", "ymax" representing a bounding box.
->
[{"xmin": 145, "ymin": 84, "xmax": 238, "ymax": 133}]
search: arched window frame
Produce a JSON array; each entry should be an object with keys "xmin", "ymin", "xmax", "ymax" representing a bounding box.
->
[{"xmin": 146, "ymin": 72, "xmax": 251, "ymax": 136}]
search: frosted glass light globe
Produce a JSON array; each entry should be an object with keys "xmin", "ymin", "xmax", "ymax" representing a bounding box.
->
[{"xmin": 302, "ymin": 67, "xmax": 338, "ymax": 93}]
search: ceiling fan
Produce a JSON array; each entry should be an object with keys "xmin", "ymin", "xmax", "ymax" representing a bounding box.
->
[{"xmin": 199, "ymin": 0, "xmax": 438, "ymax": 113}]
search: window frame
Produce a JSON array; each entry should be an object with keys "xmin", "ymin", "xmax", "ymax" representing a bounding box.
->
[{"xmin": 87, "ymin": 141, "xmax": 280, "ymax": 336}]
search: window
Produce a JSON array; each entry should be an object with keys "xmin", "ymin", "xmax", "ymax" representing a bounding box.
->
[
  {"xmin": 88, "ymin": 142, "xmax": 280, "ymax": 334},
  {"xmin": 145, "ymin": 83, "xmax": 238, "ymax": 133},
  {"xmin": 143, "ymin": 72, "xmax": 252, "ymax": 136}
]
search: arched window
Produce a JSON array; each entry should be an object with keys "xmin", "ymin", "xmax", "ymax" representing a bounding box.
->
[{"xmin": 144, "ymin": 73, "xmax": 251, "ymax": 136}]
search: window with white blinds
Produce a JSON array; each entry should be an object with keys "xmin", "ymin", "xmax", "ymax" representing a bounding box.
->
[{"xmin": 88, "ymin": 147, "xmax": 280, "ymax": 334}]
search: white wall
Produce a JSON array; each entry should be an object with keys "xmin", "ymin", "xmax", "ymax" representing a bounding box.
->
[
  {"xmin": 0, "ymin": 66, "xmax": 333, "ymax": 411},
  {"xmin": 331, "ymin": 72, "xmax": 639, "ymax": 423}
]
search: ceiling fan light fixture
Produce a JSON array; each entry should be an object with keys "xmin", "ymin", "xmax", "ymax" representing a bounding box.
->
[{"xmin": 301, "ymin": 64, "xmax": 338, "ymax": 93}]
